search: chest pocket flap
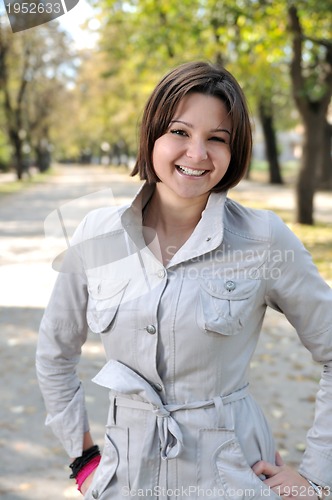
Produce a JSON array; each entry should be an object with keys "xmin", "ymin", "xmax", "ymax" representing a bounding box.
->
[
  {"xmin": 197, "ymin": 278, "xmax": 261, "ymax": 336},
  {"xmin": 87, "ymin": 278, "xmax": 129, "ymax": 333}
]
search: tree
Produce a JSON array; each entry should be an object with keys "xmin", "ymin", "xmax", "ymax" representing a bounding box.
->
[
  {"xmin": 58, "ymin": 47, "xmax": 140, "ymax": 164},
  {"xmin": 97, "ymin": 0, "xmax": 294, "ymax": 183},
  {"xmin": 0, "ymin": 18, "xmax": 29, "ymax": 179},
  {"xmin": 288, "ymin": 4, "xmax": 332, "ymax": 224},
  {"xmin": 319, "ymin": 120, "xmax": 332, "ymax": 190},
  {"xmin": 26, "ymin": 79, "xmax": 57, "ymax": 172},
  {"xmin": 258, "ymin": 98, "xmax": 283, "ymax": 184},
  {"xmin": 0, "ymin": 18, "xmax": 74, "ymax": 178}
]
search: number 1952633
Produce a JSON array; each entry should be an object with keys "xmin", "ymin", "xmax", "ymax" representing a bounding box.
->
[{"xmin": 6, "ymin": 2, "xmax": 62, "ymax": 14}]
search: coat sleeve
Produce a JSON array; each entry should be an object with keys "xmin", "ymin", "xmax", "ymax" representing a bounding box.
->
[
  {"xmin": 264, "ymin": 211, "xmax": 332, "ymax": 488},
  {"xmin": 36, "ymin": 216, "xmax": 89, "ymax": 458}
]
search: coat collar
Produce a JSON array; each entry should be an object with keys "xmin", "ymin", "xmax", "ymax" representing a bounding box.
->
[{"xmin": 121, "ymin": 182, "xmax": 227, "ymax": 268}]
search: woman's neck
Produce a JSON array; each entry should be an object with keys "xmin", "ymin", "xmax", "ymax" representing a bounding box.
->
[
  {"xmin": 142, "ymin": 184, "xmax": 210, "ymax": 265},
  {"xmin": 144, "ymin": 184, "xmax": 209, "ymax": 236}
]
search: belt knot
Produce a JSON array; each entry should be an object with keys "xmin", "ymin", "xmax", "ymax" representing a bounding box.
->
[
  {"xmin": 153, "ymin": 405, "xmax": 183, "ymax": 460},
  {"xmin": 152, "ymin": 405, "xmax": 170, "ymax": 419}
]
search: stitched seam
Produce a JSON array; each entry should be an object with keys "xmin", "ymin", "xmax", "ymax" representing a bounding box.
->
[
  {"xmin": 170, "ymin": 271, "xmax": 184, "ymax": 404},
  {"xmin": 301, "ymin": 325, "xmax": 332, "ymax": 338},
  {"xmin": 223, "ymin": 225, "xmax": 269, "ymax": 242}
]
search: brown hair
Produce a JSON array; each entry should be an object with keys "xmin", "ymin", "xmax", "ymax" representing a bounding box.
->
[{"xmin": 131, "ymin": 61, "xmax": 252, "ymax": 192}]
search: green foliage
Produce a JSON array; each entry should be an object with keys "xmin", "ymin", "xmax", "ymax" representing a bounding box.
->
[
  {"xmin": 1, "ymin": 0, "xmax": 331, "ymax": 171},
  {"xmin": 93, "ymin": 0, "xmax": 302, "ymax": 148},
  {"xmin": 0, "ymin": 18, "xmax": 76, "ymax": 172}
]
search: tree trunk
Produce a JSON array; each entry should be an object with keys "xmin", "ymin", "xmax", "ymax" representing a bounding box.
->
[
  {"xmin": 11, "ymin": 130, "xmax": 25, "ymax": 180},
  {"xmin": 296, "ymin": 115, "xmax": 324, "ymax": 225},
  {"xmin": 288, "ymin": 5, "xmax": 332, "ymax": 225},
  {"xmin": 258, "ymin": 100, "xmax": 283, "ymax": 184},
  {"xmin": 318, "ymin": 121, "xmax": 332, "ymax": 190}
]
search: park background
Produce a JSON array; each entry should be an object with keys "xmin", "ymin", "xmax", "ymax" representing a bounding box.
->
[{"xmin": 0, "ymin": 1, "xmax": 332, "ymax": 499}]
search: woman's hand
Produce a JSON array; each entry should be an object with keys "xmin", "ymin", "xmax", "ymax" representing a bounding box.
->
[
  {"xmin": 79, "ymin": 470, "xmax": 96, "ymax": 496},
  {"xmin": 252, "ymin": 452, "xmax": 318, "ymax": 498}
]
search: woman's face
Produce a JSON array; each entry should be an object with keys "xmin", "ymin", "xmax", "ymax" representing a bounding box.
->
[{"xmin": 152, "ymin": 92, "xmax": 232, "ymax": 203}]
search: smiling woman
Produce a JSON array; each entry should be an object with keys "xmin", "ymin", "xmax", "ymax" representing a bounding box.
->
[
  {"xmin": 132, "ymin": 61, "xmax": 252, "ymax": 193},
  {"xmin": 36, "ymin": 61, "xmax": 332, "ymax": 500},
  {"xmin": 144, "ymin": 92, "xmax": 233, "ymax": 264}
]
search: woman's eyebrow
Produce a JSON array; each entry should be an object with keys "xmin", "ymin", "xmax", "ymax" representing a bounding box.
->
[
  {"xmin": 212, "ymin": 127, "xmax": 231, "ymax": 135},
  {"xmin": 170, "ymin": 119, "xmax": 231, "ymax": 135},
  {"xmin": 170, "ymin": 119, "xmax": 193, "ymax": 128}
]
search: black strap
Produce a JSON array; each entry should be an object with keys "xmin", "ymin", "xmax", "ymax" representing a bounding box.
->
[{"xmin": 69, "ymin": 445, "xmax": 101, "ymax": 479}]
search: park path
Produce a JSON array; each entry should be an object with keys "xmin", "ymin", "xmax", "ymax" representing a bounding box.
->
[{"xmin": 0, "ymin": 165, "xmax": 329, "ymax": 499}]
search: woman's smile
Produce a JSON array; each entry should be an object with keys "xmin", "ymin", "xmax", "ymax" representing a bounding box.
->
[{"xmin": 175, "ymin": 165, "xmax": 208, "ymax": 177}]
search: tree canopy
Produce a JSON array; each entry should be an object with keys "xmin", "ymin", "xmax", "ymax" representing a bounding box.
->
[{"xmin": 0, "ymin": 1, "xmax": 331, "ymax": 223}]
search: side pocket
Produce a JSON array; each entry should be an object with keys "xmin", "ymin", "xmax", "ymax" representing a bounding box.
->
[
  {"xmin": 84, "ymin": 434, "xmax": 119, "ymax": 499},
  {"xmin": 106, "ymin": 425, "xmax": 130, "ymax": 492},
  {"xmin": 198, "ymin": 429, "xmax": 280, "ymax": 500},
  {"xmin": 214, "ymin": 434, "xmax": 280, "ymax": 499}
]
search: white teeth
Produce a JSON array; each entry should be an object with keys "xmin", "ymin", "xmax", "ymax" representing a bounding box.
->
[{"xmin": 177, "ymin": 165, "xmax": 206, "ymax": 176}]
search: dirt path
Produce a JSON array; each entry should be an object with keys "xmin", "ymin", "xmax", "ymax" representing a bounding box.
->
[{"xmin": 0, "ymin": 165, "xmax": 329, "ymax": 499}]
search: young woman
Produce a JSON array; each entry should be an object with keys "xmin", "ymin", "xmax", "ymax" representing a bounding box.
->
[{"xmin": 36, "ymin": 61, "xmax": 332, "ymax": 499}]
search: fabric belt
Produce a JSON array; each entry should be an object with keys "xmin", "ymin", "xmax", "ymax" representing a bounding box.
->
[
  {"xmin": 92, "ymin": 359, "xmax": 249, "ymax": 460},
  {"xmin": 115, "ymin": 386, "xmax": 249, "ymax": 459}
]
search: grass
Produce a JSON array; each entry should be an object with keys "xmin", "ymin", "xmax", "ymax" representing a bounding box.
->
[{"xmin": 0, "ymin": 168, "xmax": 56, "ymax": 196}]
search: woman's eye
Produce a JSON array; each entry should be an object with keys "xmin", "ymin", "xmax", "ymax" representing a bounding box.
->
[
  {"xmin": 170, "ymin": 129, "xmax": 187, "ymax": 137},
  {"xmin": 209, "ymin": 136, "xmax": 226, "ymax": 143}
]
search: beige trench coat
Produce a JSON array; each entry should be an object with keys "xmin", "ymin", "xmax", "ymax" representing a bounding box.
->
[{"xmin": 36, "ymin": 183, "xmax": 332, "ymax": 499}]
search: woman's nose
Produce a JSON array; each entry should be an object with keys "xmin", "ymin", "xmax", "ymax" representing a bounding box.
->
[{"xmin": 185, "ymin": 139, "xmax": 208, "ymax": 162}]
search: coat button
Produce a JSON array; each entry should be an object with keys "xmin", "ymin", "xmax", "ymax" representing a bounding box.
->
[
  {"xmin": 154, "ymin": 383, "xmax": 163, "ymax": 391},
  {"xmin": 225, "ymin": 280, "xmax": 236, "ymax": 292},
  {"xmin": 92, "ymin": 490, "xmax": 99, "ymax": 499},
  {"xmin": 157, "ymin": 269, "xmax": 166, "ymax": 278},
  {"xmin": 146, "ymin": 324, "xmax": 156, "ymax": 334}
]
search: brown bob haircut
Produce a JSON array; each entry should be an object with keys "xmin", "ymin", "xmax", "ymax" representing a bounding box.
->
[{"xmin": 131, "ymin": 60, "xmax": 252, "ymax": 192}]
